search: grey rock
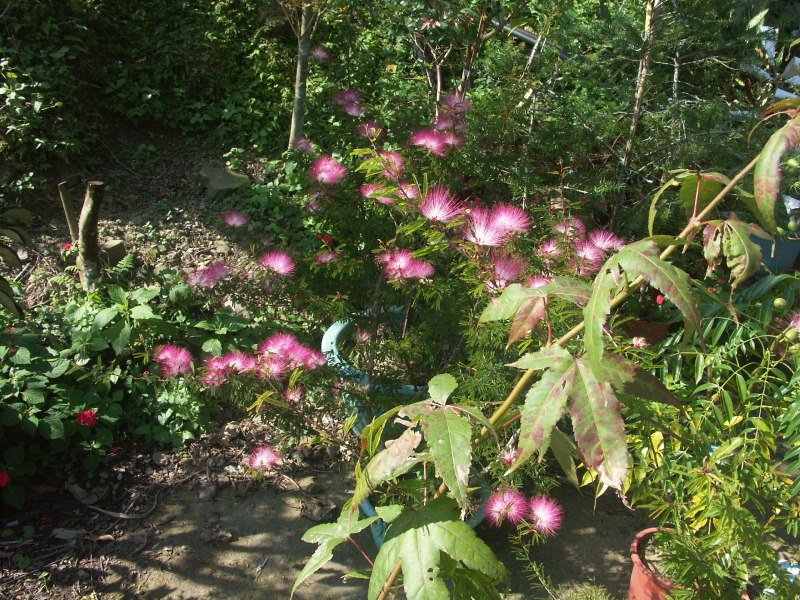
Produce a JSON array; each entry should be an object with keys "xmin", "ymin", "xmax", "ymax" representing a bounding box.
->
[{"xmin": 198, "ymin": 482, "xmax": 217, "ymax": 501}]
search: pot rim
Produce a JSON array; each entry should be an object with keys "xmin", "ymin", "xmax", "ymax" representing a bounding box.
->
[{"xmin": 630, "ymin": 527, "xmax": 677, "ymax": 592}]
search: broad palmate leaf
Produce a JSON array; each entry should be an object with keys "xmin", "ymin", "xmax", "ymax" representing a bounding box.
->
[
  {"xmin": 570, "ymin": 357, "xmax": 629, "ymax": 490},
  {"xmin": 754, "ymin": 113, "xmax": 800, "ymax": 234},
  {"xmin": 703, "ymin": 215, "xmax": 768, "ymax": 292},
  {"xmin": 352, "ymin": 427, "xmax": 423, "ymax": 509},
  {"xmin": 368, "ymin": 497, "xmax": 508, "ymax": 600},
  {"xmin": 584, "ymin": 240, "xmax": 701, "ymax": 369},
  {"xmin": 292, "ymin": 508, "xmax": 379, "ymax": 598},
  {"xmin": 508, "ymin": 355, "xmax": 575, "ymax": 473},
  {"xmin": 420, "ymin": 407, "xmax": 472, "ymax": 510}
]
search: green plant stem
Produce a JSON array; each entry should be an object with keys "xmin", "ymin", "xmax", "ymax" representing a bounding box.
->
[{"xmin": 382, "ymin": 153, "xmax": 762, "ymax": 600}]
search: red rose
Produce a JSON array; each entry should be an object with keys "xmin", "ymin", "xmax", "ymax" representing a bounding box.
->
[
  {"xmin": 77, "ymin": 409, "xmax": 99, "ymax": 426},
  {"xmin": 0, "ymin": 471, "xmax": 9, "ymax": 487}
]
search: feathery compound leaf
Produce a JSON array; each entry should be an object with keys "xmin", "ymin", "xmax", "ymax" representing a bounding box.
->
[
  {"xmin": 420, "ymin": 407, "xmax": 472, "ymax": 509},
  {"xmin": 368, "ymin": 497, "xmax": 507, "ymax": 600},
  {"xmin": 571, "ymin": 358, "xmax": 629, "ymax": 491},
  {"xmin": 292, "ymin": 508, "xmax": 379, "ymax": 598},
  {"xmin": 352, "ymin": 427, "xmax": 423, "ymax": 508},
  {"xmin": 509, "ymin": 357, "xmax": 575, "ymax": 473},
  {"xmin": 754, "ymin": 114, "xmax": 800, "ymax": 234}
]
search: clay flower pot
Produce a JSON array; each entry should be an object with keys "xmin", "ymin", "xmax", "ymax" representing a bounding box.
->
[
  {"xmin": 629, "ymin": 528, "xmax": 676, "ymax": 600},
  {"xmin": 622, "ymin": 319, "xmax": 672, "ymax": 345}
]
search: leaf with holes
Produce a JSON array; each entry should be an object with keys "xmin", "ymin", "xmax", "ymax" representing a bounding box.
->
[
  {"xmin": 292, "ymin": 508, "xmax": 379, "ymax": 598},
  {"xmin": 368, "ymin": 497, "xmax": 508, "ymax": 600},
  {"xmin": 508, "ymin": 356, "xmax": 575, "ymax": 473},
  {"xmin": 754, "ymin": 114, "xmax": 800, "ymax": 234},
  {"xmin": 351, "ymin": 427, "xmax": 423, "ymax": 508},
  {"xmin": 570, "ymin": 357, "xmax": 629, "ymax": 491},
  {"xmin": 420, "ymin": 407, "xmax": 472, "ymax": 509}
]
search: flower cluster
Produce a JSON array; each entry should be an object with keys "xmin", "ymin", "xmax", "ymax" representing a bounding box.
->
[
  {"xmin": 221, "ymin": 209, "xmax": 250, "ymax": 228},
  {"xmin": 537, "ymin": 218, "xmax": 624, "ymax": 276},
  {"xmin": 485, "ymin": 488, "xmax": 564, "ymax": 536},
  {"xmin": 332, "ymin": 88, "xmax": 364, "ymax": 117},
  {"xmin": 377, "ymin": 249, "xmax": 435, "ymax": 282},
  {"xmin": 200, "ymin": 332, "xmax": 326, "ymax": 388},
  {"xmin": 463, "ymin": 204, "xmax": 532, "ymax": 247},
  {"xmin": 309, "ymin": 155, "xmax": 348, "ymax": 186},
  {"xmin": 187, "ymin": 261, "xmax": 230, "ymax": 288}
]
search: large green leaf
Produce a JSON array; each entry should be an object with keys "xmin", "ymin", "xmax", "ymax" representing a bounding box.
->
[
  {"xmin": 352, "ymin": 427, "xmax": 423, "ymax": 508},
  {"xmin": 679, "ymin": 173, "xmax": 725, "ymax": 219},
  {"xmin": 292, "ymin": 508, "xmax": 379, "ymax": 598},
  {"xmin": 479, "ymin": 283, "xmax": 538, "ymax": 322},
  {"xmin": 368, "ymin": 497, "xmax": 507, "ymax": 600},
  {"xmin": 507, "ymin": 345, "xmax": 573, "ymax": 370},
  {"xmin": 570, "ymin": 358, "xmax": 629, "ymax": 491},
  {"xmin": 582, "ymin": 257, "xmax": 620, "ymax": 369},
  {"xmin": 507, "ymin": 297, "xmax": 545, "ymax": 346},
  {"xmin": 427, "ymin": 374, "xmax": 457, "ymax": 405},
  {"xmin": 596, "ymin": 353, "xmax": 681, "ymax": 409},
  {"xmin": 509, "ymin": 357, "xmax": 575, "ymax": 473},
  {"xmin": 754, "ymin": 113, "xmax": 800, "ymax": 234},
  {"xmin": 420, "ymin": 407, "xmax": 472, "ymax": 509}
]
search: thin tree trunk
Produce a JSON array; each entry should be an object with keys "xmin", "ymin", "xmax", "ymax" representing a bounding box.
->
[
  {"xmin": 58, "ymin": 180, "xmax": 79, "ymax": 244},
  {"xmin": 77, "ymin": 181, "xmax": 105, "ymax": 291},
  {"xmin": 288, "ymin": 4, "xmax": 313, "ymax": 150},
  {"xmin": 610, "ymin": 0, "xmax": 663, "ymax": 230}
]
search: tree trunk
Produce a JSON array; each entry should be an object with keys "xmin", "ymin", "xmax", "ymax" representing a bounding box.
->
[
  {"xmin": 288, "ymin": 4, "xmax": 313, "ymax": 150},
  {"xmin": 77, "ymin": 181, "xmax": 105, "ymax": 291},
  {"xmin": 611, "ymin": 0, "xmax": 663, "ymax": 230}
]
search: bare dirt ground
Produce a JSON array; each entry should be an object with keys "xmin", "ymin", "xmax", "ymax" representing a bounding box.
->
[{"xmin": 1, "ymin": 129, "xmax": 648, "ymax": 600}]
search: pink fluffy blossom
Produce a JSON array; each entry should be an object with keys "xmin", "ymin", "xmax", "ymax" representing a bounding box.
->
[
  {"xmin": 343, "ymin": 102, "xmax": 365, "ymax": 117},
  {"xmin": 587, "ymin": 229, "xmax": 624, "ymax": 252},
  {"xmin": 285, "ymin": 386, "xmax": 304, "ymax": 404},
  {"xmin": 249, "ymin": 444, "xmax": 282, "ymax": 471},
  {"xmin": 485, "ymin": 488, "xmax": 528, "ymax": 527},
  {"xmin": 378, "ymin": 249, "xmax": 435, "ymax": 282},
  {"xmin": 553, "ymin": 217, "xmax": 586, "ymax": 238},
  {"xmin": 357, "ymin": 121, "xmax": 385, "ymax": 139},
  {"xmin": 527, "ymin": 274, "xmax": 552, "ymax": 289},
  {"xmin": 222, "ymin": 210, "xmax": 250, "ymax": 228},
  {"xmin": 258, "ymin": 333, "xmax": 326, "ymax": 371},
  {"xmin": 528, "ymin": 495, "xmax": 564, "ymax": 536},
  {"xmin": 489, "ymin": 251, "xmax": 528, "ymax": 289},
  {"xmin": 361, "ymin": 183, "xmax": 396, "ymax": 205},
  {"xmin": 316, "ymin": 251, "xmax": 339, "ymax": 264},
  {"xmin": 310, "ymin": 45, "xmax": 330, "ymax": 61},
  {"xmin": 188, "ymin": 261, "xmax": 230, "ymax": 288},
  {"xmin": 292, "ymin": 136, "xmax": 314, "ymax": 154},
  {"xmin": 410, "ymin": 128, "xmax": 448, "ymax": 156},
  {"xmin": 398, "ymin": 182, "xmax": 419, "ymax": 200},
  {"xmin": 309, "ymin": 155, "xmax": 347, "ymax": 185},
  {"xmin": 573, "ymin": 239, "xmax": 605, "ymax": 276},
  {"xmin": 463, "ymin": 204, "xmax": 531, "ymax": 247},
  {"xmin": 379, "ymin": 151, "xmax": 405, "ymax": 179},
  {"xmin": 221, "ymin": 351, "xmax": 257, "ymax": 374},
  {"xmin": 259, "ymin": 251, "xmax": 296, "ymax": 276},
  {"xmin": 333, "ymin": 88, "xmax": 361, "ymax": 105},
  {"xmin": 417, "ymin": 185, "xmax": 464, "ymax": 223},
  {"xmin": 154, "ymin": 345, "xmax": 194, "ymax": 376}
]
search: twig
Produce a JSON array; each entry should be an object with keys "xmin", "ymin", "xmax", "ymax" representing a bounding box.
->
[
  {"xmin": 86, "ymin": 488, "xmax": 162, "ymax": 520},
  {"xmin": 254, "ymin": 555, "xmax": 269, "ymax": 580}
]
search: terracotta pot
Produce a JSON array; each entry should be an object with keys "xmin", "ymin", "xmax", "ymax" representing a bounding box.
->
[
  {"xmin": 623, "ymin": 320, "xmax": 672, "ymax": 345},
  {"xmin": 629, "ymin": 528, "xmax": 676, "ymax": 600}
]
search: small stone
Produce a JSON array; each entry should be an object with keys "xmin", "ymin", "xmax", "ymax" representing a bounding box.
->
[
  {"xmin": 198, "ymin": 482, "xmax": 217, "ymax": 501},
  {"xmin": 214, "ymin": 240, "xmax": 230, "ymax": 254},
  {"xmin": 101, "ymin": 240, "xmax": 127, "ymax": 266},
  {"xmin": 199, "ymin": 165, "xmax": 249, "ymax": 200},
  {"xmin": 222, "ymin": 423, "xmax": 239, "ymax": 440},
  {"xmin": 151, "ymin": 451, "xmax": 167, "ymax": 467}
]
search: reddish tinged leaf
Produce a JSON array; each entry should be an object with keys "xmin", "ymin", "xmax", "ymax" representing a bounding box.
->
[
  {"xmin": 545, "ymin": 276, "xmax": 593, "ymax": 306},
  {"xmin": 508, "ymin": 357, "xmax": 575, "ymax": 473},
  {"xmin": 597, "ymin": 354, "xmax": 681, "ymax": 409},
  {"xmin": 570, "ymin": 358, "xmax": 629, "ymax": 491},
  {"xmin": 352, "ymin": 427, "xmax": 423, "ymax": 508},
  {"xmin": 508, "ymin": 297, "xmax": 546, "ymax": 346},
  {"xmin": 679, "ymin": 173, "xmax": 725, "ymax": 219},
  {"xmin": 703, "ymin": 215, "xmax": 769, "ymax": 292},
  {"xmin": 754, "ymin": 114, "xmax": 800, "ymax": 234},
  {"xmin": 507, "ymin": 346, "xmax": 573, "ymax": 370},
  {"xmin": 479, "ymin": 284, "xmax": 539, "ymax": 322}
]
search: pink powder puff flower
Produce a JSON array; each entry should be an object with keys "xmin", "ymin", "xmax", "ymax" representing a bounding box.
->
[
  {"xmin": 285, "ymin": 386, "xmax": 304, "ymax": 404},
  {"xmin": 410, "ymin": 128, "xmax": 447, "ymax": 156},
  {"xmin": 553, "ymin": 217, "xmax": 586, "ymax": 238},
  {"xmin": 442, "ymin": 92, "xmax": 470, "ymax": 113},
  {"xmin": 316, "ymin": 251, "xmax": 339, "ymax": 264},
  {"xmin": 632, "ymin": 336, "xmax": 649, "ymax": 349},
  {"xmin": 292, "ymin": 135, "xmax": 314, "ymax": 154},
  {"xmin": 259, "ymin": 251, "xmax": 296, "ymax": 276},
  {"xmin": 398, "ymin": 181, "xmax": 419, "ymax": 200},
  {"xmin": 489, "ymin": 204, "xmax": 532, "ymax": 236},
  {"xmin": 77, "ymin": 409, "xmax": 99, "ymax": 427},
  {"xmin": 257, "ymin": 354, "xmax": 290, "ymax": 380},
  {"xmin": 501, "ymin": 448, "xmax": 520, "ymax": 466},
  {"xmin": 527, "ymin": 274, "xmax": 552, "ymax": 289},
  {"xmin": 309, "ymin": 155, "xmax": 348, "ymax": 185},
  {"xmin": 154, "ymin": 344, "xmax": 194, "ymax": 376},
  {"xmin": 587, "ymin": 229, "xmax": 624, "ymax": 252},
  {"xmin": 490, "ymin": 251, "xmax": 528, "ymax": 283},
  {"xmin": 259, "ymin": 332, "xmax": 300, "ymax": 356},
  {"xmin": 528, "ymin": 495, "xmax": 564, "ymax": 536},
  {"xmin": 379, "ymin": 151, "xmax": 405, "ymax": 179},
  {"xmin": 188, "ymin": 261, "xmax": 230, "ymax": 288},
  {"xmin": 357, "ymin": 121, "xmax": 385, "ymax": 139},
  {"xmin": 417, "ymin": 185, "xmax": 464, "ymax": 223},
  {"xmin": 222, "ymin": 209, "xmax": 250, "ymax": 228},
  {"xmin": 287, "ymin": 345, "xmax": 327, "ymax": 370},
  {"xmin": 249, "ymin": 444, "xmax": 282, "ymax": 471},
  {"xmin": 333, "ymin": 88, "xmax": 361, "ymax": 105},
  {"xmin": 434, "ymin": 118, "xmax": 454, "ymax": 131},
  {"xmin": 485, "ymin": 488, "xmax": 528, "ymax": 527},
  {"xmin": 464, "ymin": 204, "xmax": 531, "ymax": 247},
  {"xmin": 343, "ymin": 102, "xmax": 365, "ymax": 117},
  {"xmin": 441, "ymin": 131, "xmax": 464, "ymax": 148},
  {"xmin": 378, "ymin": 249, "xmax": 435, "ymax": 281},
  {"xmin": 790, "ymin": 310, "xmax": 800, "ymax": 331},
  {"xmin": 310, "ymin": 45, "xmax": 330, "ymax": 61},
  {"xmin": 361, "ymin": 182, "xmax": 396, "ymax": 205},
  {"xmin": 221, "ymin": 351, "xmax": 257, "ymax": 374}
]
